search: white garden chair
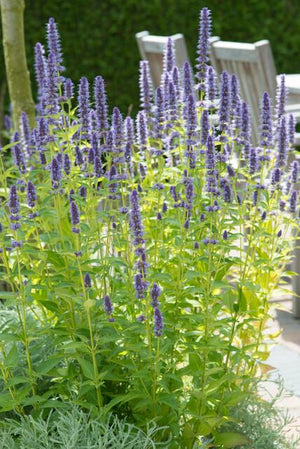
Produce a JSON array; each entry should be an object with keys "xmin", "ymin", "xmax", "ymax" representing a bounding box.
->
[{"xmin": 135, "ymin": 31, "xmax": 190, "ymax": 88}]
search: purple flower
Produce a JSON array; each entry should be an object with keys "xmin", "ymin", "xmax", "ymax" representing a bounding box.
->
[
  {"xmin": 289, "ymin": 190, "xmax": 297, "ymax": 213},
  {"xmin": 230, "ymin": 74, "xmax": 240, "ymax": 115},
  {"xmin": 63, "ymin": 153, "xmax": 71, "ymax": 175},
  {"xmin": 46, "ymin": 18, "xmax": 63, "ymax": 70},
  {"xmin": 103, "ymin": 294, "xmax": 113, "ymax": 315},
  {"xmin": 277, "ymin": 229, "xmax": 282, "ymax": 237},
  {"xmin": 222, "ymin": 180, "xmax": 232, "ymax": 203},
  {"xmin": 112, "ymin": 107, "xmax": 123, "ymax": 156},
  {"xmin": 201, "ymin": 110, "xmax": 209, "ymax": 145},
  {"xmin": 289, "ymin": 114, "xmax": 295, "ymax": 146},
  {"xmin": 223, "ymin": 230, "xmax": 228, "ymax": 240},
  {"xmin": 276, "ymin": 115, "xmax": 288, "ymax": 168},
  {"xmin": 219, "ymin": 71, "xmax": 230, "ymax": 132},
  {"xmin": 172, "ymin": 66, "xmax": 180, "ymax": 99},
  {"xmin": 94, "ymin": 76, "xmax": 109, "ymax": 136},
  {"xmin": 9, "ymin": 185, "xmax": 20, "ymax": 215},
  {"xmin": 163, "ymin": 37, "xmax": 175, "ymax": 74},
  {"xmin": 64, "ymin": 78, "xmax": 74, "ymax": 99},
  {"xmin": 78, "ymin": 77, "xmax": 90, "ymax": 137},
  {"xmin": 252, "ymin": 190, "xmax": 258, "ymax": 206},
  {"xmin": 261, "ymin": 211, "xmax": 267, "ymax": 220},
  {"xmin": 46, "ymin": 51, "xmax": 59, "ymax": 116},
  {"xmin": 195, "ymin": 7, "xmax": 211, "ymax": 92},
  {"xmin": 51, "ymin": 156, "xmax": 62, "ymax": 189},
  {"xmin": 162, "ymin": 202, "xmax": 168, "ymax": 213},
  {"xmin": 20, "ymin": 111, "xmax": 31, "ymax": 157},
  {"xmin": 194, "ymin": 241, "xmax": 199, "ymax": 249},
  {"xmin": 207, "ymin": 66, "xmax": 217, "ymax": 103},
  {"xmin": 27, "ymin": 181, "xmax": 36, "ymax": 208},
  {"xmin": 291, "ymin": 161, "xmax": 299, "ymax": 184},
  {"xmin": 260, "ymin": 92, "xmax": 273, "ymax": 147},
  {"xmin": 153, "ymin": 307, "xmax": 163, "ymax": 337},
  {"xmin": 279, "ymin": 200, "xmax": 286, "ymax": 211},
  {"xmin": 249, "ymin": 147, "xmax": 258, "ymax": 174},
  {"xmin": 276, "ymin": 74, "xmax": 286, "ymax": 123},
  {"xmin": 240, "ymin": 101, "xmax": 251, "ymax": 144},
  {"xmin": 139, "ymin": 60, "xmax": 153, "ymax": 114},
  {"xmin": 206, "ymin": 135, "xmax": 217, "ymax": 193},
  {"xmin": 271, "ymin": 167, "xmax": 281, "ymax": 185},
  {"xmin": 70, "ymin": 200, "xmax": 80, "ymax": 230},
  {"xmin": 150, "ymin": 283, "xmax": 161, "ymax": 308},
  {"xmin": 136, "ymin": 110, "xmax": 148, "ymax": 151},
  {"xmin": 94, "ymin": 156, "xmax": 102, "ymax": 177},
  {"xmin": 75, "ymin": 146, "xmax": 84, "ymax": 166},
  {"xmin": 34, "ymin": 43, "xmax": 47, "ymax": 103},
  {"xmin": 129, "ymin": 190, "xmax": 144, "ymax": 246},
  {"xmin": 79, "ymin": 186, "xmax": 87, "ymax": 199},
  {"xmin": 84, "ymin": 272, "xmax": 92, "ymax": 288},
  {"xmin": 134, "ymin": 273, "xmax": 148, "ymax": 299},
  {"xmin": 154, "ymin": 87, "xmax": 165, "ymax": 139},
  {"xmin": 182, "ymin": 61, "xmax": 194, "ymax": 102},
  {"xmin": 185, "ymin": 176, "xmax": 194, "ymax": 211},
  {"xmin": 12, "ymin": 140, "xmax": 26, "ymax": 174},
  {"xmin": 137, "ymin": 314, "xmax": 146, "ymax": 322}
]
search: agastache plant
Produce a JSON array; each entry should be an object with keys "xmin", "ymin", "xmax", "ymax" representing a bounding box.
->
[{"xmin": 0, "ymin": 8, "xmax": 299, "ymax": 449}]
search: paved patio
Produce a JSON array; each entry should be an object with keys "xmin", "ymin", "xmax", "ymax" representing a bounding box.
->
[{"xmin": 265, "ymin": 294, "xmax": 300, "ymax": 445}]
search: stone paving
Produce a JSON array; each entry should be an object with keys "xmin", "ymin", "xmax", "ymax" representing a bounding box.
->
[{"xmin": 265, "ymin": 295, "xmax": 300, "ymax": 445}]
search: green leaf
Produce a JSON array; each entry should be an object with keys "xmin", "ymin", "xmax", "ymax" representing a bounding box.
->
[
  {"xmin": 77, "ymin": 357, "xmax": 95, "ymax": 380},
  {"xmin": 214, "ymin": 432, "xmax": 250, "ymax": 447},
  {"xmin": 5, "ymin": 344, "xmax": 18, "ymax": 368}
]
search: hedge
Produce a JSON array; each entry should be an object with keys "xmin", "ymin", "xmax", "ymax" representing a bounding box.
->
[{"xmin": 1, "ymin": 0, "xmax": 300, "ymax": 115}]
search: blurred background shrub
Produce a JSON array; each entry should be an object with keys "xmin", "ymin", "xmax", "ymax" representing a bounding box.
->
[{"xmin": 0, "ymin": 0, "xmax": 300, "ymax": 116}]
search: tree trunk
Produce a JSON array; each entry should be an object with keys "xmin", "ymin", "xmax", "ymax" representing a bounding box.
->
[{"xmin": 0, "ymin": 0, "xmax": 35, "ymax": 130}]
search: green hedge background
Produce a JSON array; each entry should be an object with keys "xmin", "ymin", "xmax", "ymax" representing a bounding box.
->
[{"xmin": 1, "ymin": 0, "xmax": 300, "ymax": 115}]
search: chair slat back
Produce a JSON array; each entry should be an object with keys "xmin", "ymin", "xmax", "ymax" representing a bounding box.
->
[
  {"xmin": 136, "ymin": 31, "xmax": 190, "ymax": 87},
  {"xmin": 210, "ymin": 38, "xmax": 277, "ymax": 144}
]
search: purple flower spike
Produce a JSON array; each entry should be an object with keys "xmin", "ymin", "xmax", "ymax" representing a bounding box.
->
[
  {"xmin": 240, "ymin": 101, "xmax": 251, "ymax": 144},
  {"xmin": 139, "ymin": 60, "xmax": 153, "ymax": 114},
  {"xmin": 94, "ymin": 156, "xmax": 103, "ymax": 177},
  {"xmin": 222, "ymin": 180, "xmax": 232, "ymax": 203},
  {"xmin": 201, "ymin": 109, "xmax": 209, "ymax": 145},
  {"xmin": 12, "ymin": 141, "xmax": 26, "ymax": 174},
  {"xmin": 84, "ymin": 272, "xmax": 92, "ymax": 288},
  {"xmin": 194, "ymin": 241, "xmax": 199, "ymax": 249},
  {"xmin": 230, "ymin": 74, "xmax": 240, "ymax": 115},
  {"xmin": 207, "ymin": 65, "xmax": 217, "ymax": 103},
  {"xmin": 75, "ymin": 146, "xmax": 84, "ymax": 166},
  {"xmin": 219, "ymin": 71, "xmax": 230, "ymax": 132},
  {"xmin": 64, "ymin": 78, "xmax": 74, "ymax": 99},
  {"xmin": 195, "ymin": 7, "xmax": 211, "ymax": 92},
  {"xmin": 136, "ymin": 110, "xmax": 148, "ymax": 152},
  {"xmin": 103, "ymin": 294, "xmax": 113, "ymax": 315},
  {"xmin": 260, "ymin": 92, "xmax": 273, "ymax": 147},
  {"xmin": 34, "ymin": 43, "xmax": 47, "ymax": 102},
  {"xmin": 129, "ymin": 190, "xmax": 144, "ymax": 246},
  {"xmin": 154, "ymin": 87, "xmax": 165, "ymax": 139},
  {"xmin": 271, "ymin": 167, "xmax": 281, "ymax": 185},
  {"xmin": 112, "ymin": 107, "xmax": 123, "ymax": 154},
  {"xmin": 206, "ymin": 135, "xmax": 217, "ymax": 194},
  {"xmin": 134, "ymin": 273, "xmax": 148, "ymax": 299},
  {"xmin": 70, "ymin": 201, "xmax": 80, "ymax": 233},
  {"xmin": 94, "ymin": 76, "xmax": 109, "ymax": 136},
  {"xmin": 291, "ymin": 161, "xmax": 299, "ymax": 184},
  {"xmin": 249, "ymin": 147, "xmax": 258, "ymax": 175},
  {"xmin": 289, "ymin": 114, "xmax": 295, "ymax": 146},
  {"xmin": 79, "ymin": 186, "xmax": 87, "ymax": 199},
  {"xmin": 172, "ymin": 66, "xmax": 180, "ymax": 99},
  {"xmin": 46, "ymin": 18, "xmax": 64, "ymax": 70},
  {"xmin": 223, "ymin": 230, "xmax": 228, "ymax": 240},
  {"xmin": 78, "ymin": 77, "xmax": 90, "ymax": 137},
  {"xmin": 46, "ymin": 51, "xmax": 59, "ymax": 116},
  {"xmin": 276, "ymin": 74, "xmax": 286, "ymax": 123},
  {"xmin": 163, "ymin": 37, "xmax": 175, "ymax": 74},
  {"xmin": 150, "ymin": 283, "xmax": 161, "ymax": 308},
  {"xmin": 63, "ymin": 153, "xmax": 71, "ymax": 175},
  {"xmin": 290, "ymin": 189, "xmax": 297, "ymax": 213},
  {"xmin": 276, "ymin": 115, "xmax": 288, "ymax": 168},
  {"xmin": 182, "ymin": 61, "xmax": 194, "ymax": 102},
  {"xmin": 9, "ymin": 185, "xmax": 20, "ymax": 215},
  {"xmin": 27, "ymin": 181, "xmax": 36, "ymax": 208},
  {"xmin": 154, "ymin": 307, "xmax": 163, "ymax": 337},
  {"xmin": 51, "ymin": 156, "xmax": 62, "ymax": 189}
]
